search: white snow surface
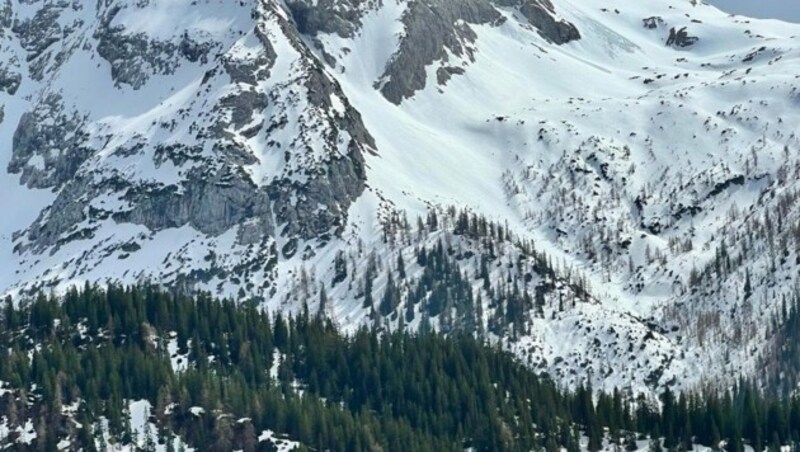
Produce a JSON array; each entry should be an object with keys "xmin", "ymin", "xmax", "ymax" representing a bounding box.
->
[
  {"xmin": 1, "ymin": 0, "xmax": 800, "ymax": 397},
  {"xmin": 305, "ymin": 0, "xmax": 800, "ymax": 396},
  {"xmin": 258, "ymin": 429, "xmax": 302, "ymax": 452}
]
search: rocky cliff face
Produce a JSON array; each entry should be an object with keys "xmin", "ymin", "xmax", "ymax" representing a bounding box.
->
[{"xmin": 3, "ymin": 0, "xmax": 376, "ymax": 295}]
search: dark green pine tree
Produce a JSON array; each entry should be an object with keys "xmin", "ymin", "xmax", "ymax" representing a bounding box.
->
[
  {"xmin": 397, "ymin": 253, "xmax": 406, "ymax": 280},
  {"xmin": 363, "ymin": 272, "xmax": 374, "ymax": 309},
  {"xmin": 318, "ymin": 284, "xmax": 328, "ymax": 319}
]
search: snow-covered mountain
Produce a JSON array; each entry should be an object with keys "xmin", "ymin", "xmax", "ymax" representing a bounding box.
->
[{"xmin": 2, "ymin": 0, "xmax": 800, "ymax": 397}]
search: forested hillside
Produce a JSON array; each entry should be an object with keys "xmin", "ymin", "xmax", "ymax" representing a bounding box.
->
[{"xmin": 0, "ymin": 286, "xmax": 799, "ymax": 450}]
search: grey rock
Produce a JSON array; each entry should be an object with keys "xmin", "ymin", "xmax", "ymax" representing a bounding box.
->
[
  {"xmin": 116, "ymin": 168, "xmax": 276, "ymax": 239},
  {"xmin": 153, "ymin": 144, "xmax": 206, "ymax": 168},
  {"xmin": 304, "ymin": 63, "xmax": 376, "ymax": 150},
  {"xmin": 378, "ymin": 0, "xmax": 579, "ymax": 104},
  {"xmin": 270, "ymin": 143, "xmax": 367, "ymax": 240},
  {"xmin": 263, "ymin": 7, "xmax": 372, "ymax": 240},
  {"xmin": 217, "ymin": 90, "xmax": 270, "ymax": 132},
  {"xmin": 437, "ymin": 66, "xmax": 466, "ymax": 86},
  {"xmin": 18, "ymin": 165, "xmax": 275, "ymax": 254},
  {"xmin": 95, "ymin": 26, "xmax": 179, "ymax": 89},
  {"xmin": 0, "ymin": 67, "xmax": 21, "ymax": 95},
  {"xmin": 17, "ymin": 175, "xmax": 97, "ymax": 254},
  {"xmin": 94, "ymin": 4, "xmax": 215, "ymax": 89},
  {"xmin": 179, "ymin": 32, "xmax": 214, "ymax": 64},
  {"xmin": 515, "ymin": 0, "xmax": 580, "ymax": 44},
  {"xmin": 378, "ymin": 0, "xmax": 498, "ymax": 104},
  {"xmin": 285, "ymin": 0, "xmax": 368, "ymax": 38},
  {"xmin": 0, "ymin": 0, "xmax": 11, "ymax": 29},
  {"xmin": 8, "ymin": 1, "xmax": 85, "ymax": 80},
  {"xmin": 7, "ymin": 94, "xmax": 91, "ymax": 189},
  {"xmin": 12, "ymin": 5, "xmax": 61, "ymax": 61},
  {"xmin": 222, "ymin": 24, "xmax": 277, "ymax": 85},
  {"xmin": 643, "ymin": 16, "xmax": 664, "ymax": 29}
]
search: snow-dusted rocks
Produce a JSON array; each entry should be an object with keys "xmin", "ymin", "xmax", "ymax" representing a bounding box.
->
[
  {"xmin": 2, "ymin": 0, "xmax": 372, "ymax": 298},
  {"xmin": 373, "ymin": 0, "xmax": 579, "ymax": 104}
]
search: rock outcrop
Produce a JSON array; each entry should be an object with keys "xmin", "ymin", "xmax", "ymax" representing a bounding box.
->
[
  {"xmin": 0, "ymin": 67, "xmax": 20, "ymax": 95},
  {"xmin": 643, "ymin": 16, "xmax": 665, "ymax": 29},
  {"xmin": 377, "ymin": 0, "xmax": 580, "ymax": 104},
  {"xmin": 285, "ymin": 0, "xmax": 371, "ymax": 37},
  {"xmin": 4, "ymin": 0, "xmax": 373, "ymax": 291}
]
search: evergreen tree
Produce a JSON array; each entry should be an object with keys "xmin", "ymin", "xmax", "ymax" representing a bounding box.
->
[
  {"xmin": 318, "ymin": 284, "xmax": 328, "ymax": 319},
  {"xmin": 397, "ymin": 253, "xmax": 406, "ymax": 280}
]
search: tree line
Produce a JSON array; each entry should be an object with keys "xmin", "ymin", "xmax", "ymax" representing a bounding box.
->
[{"xmin": 0, "ymin": 285, "xmax": 799, "ymax": 450}]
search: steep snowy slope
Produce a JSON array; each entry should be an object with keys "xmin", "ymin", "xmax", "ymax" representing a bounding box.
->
[
  {"xmin": 303, "ymin": 0, "xmax": 800, "ymax": 395},
  {"xmin": 2, "ymin": 0, "xmax": 800, "ymax": 397}
]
